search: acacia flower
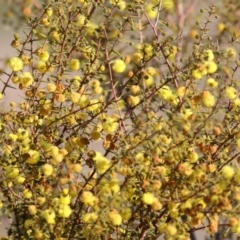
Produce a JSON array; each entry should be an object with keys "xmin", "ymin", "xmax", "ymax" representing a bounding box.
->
[
  {"xmin": 201, "ymin": 91, "xmax": 215, "ymax": 108},
  {"xmin": 27, "ymin": 150, "xmax": 40, "ymax": 164},
  {"xmin": 82, "ymin": 212, "xmax": 98, "ymax": 223},
  {"xmin": 142, "ymin": 192, "xmax": 155, "ymax": 205},
  {"xmin": 112, "ymin": 59, "xmax": 126, "ymax": 73},
  {"xmin": 36, "ymin": 61, "xmax": 47, "ymax": 73},
  {"xmin": 204, "ymin": 61, "xmax": 218, "ymax": 74},
  {"xmin": 225, "ymin": 86, "xmax": 237, "ymax": 99},
  {"xmin": 95, "ymin": 156, "xmax": 111, "ymax": 174},
  {"xmin": 42, "ymin": 209, "xmax": 56, "ymax": 224},
  {"xmin": 206, "ymin": 78, "xmax": 218, "ymax": 88},
  {"xmin": 8, "ymin": 57, "xmax": 23, "ymax": 71},
  {"xmin": 41, "ymin": 164, "xmax": 53, "ymax": 176},
  {"xmin": 39, "ymin": 51, "xmax": 50, "ymax": 62},
  {"xmin": 108, "ymin": 210, "xmax": 122, "ymax": 226},
  {"xmin": 145, "ymin": 4, "xmax": 158, "ymax": 19},
  {"xmin": 19, "ymin": 72, "xmax": 34, "ymax": 87},
  {"xmin": 81, "ymin": 191, "xmax": 96, "ymax": 205},
  {"xmin": 58, "ymin": 204, "xmax": 72, "ymax": 218},
  {"xmin": 222, "ymin": 165, "xmax": 235, "ymax": 180},
  {"xmin": 47, "ymin": 83, "xmax": 56, "ymax": 92},
  {"xmin": 69, "ymin": 58, "xmax": 80, "ymax": 70},
  {"xmin": 102, "ymin": 116, "xmax": 118, "ymax": 133}
]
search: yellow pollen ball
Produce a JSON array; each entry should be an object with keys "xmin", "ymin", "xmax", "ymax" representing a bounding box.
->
[
  {"xmin": 112, "ymin": 59, "xmax": 126, "ymax": 73},
  {"xmin": 108, "ymin": 211, "xmax": 122, "ymax": 226},
  {"xmin": 225, "ymin": 86, "xmax": 237, "ymax": 99},
  {"xmin": 69, "ymin": 59, "xmax": 80, "ymax": 71},
  {"xmin": 8, "ymin": 57, "xmax": 23, "ymax": 71},
  {"xmin": 41, "ymin": 164, "xmax": 53, "ymax": 176},
  {"xmin": 142, "ymin": 192, "xmax": 155, "ymax": 205},
  {"xmin": 222, "ymin": 165, "xmax": 235, "ymax": 180}
]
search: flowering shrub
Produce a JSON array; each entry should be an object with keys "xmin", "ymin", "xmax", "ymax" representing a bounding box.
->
[{"xmin": 1, "ymin": 0, "xmax": 240, "ymax": 239}]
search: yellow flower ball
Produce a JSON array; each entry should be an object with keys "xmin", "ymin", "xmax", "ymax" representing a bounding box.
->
[
  {"xmin": 225, "ymin": 86, "xmax": 237, "ymax": 99},
  {"xmin": 127, "ymin": 95, "xmax": 140, "ymax": 106},
  {"xmin": 70, "ymin": 91, "xmax": 81, "ymax": 103},
  {"xmin": 109, "ymin": 178, "xmax": 120, "ymax": 194},
  {"xmin": 108, "ymin": 210, "xmax": 122, "ymax": 226},
  {"xmin": 85, "ymin": 22, "xmax": 98, "ymax": 36},
  {"xmin": 23, "ymin": 189, "xmax": 32, "ymax": 199},
  {"xmin": 16, "ymin": 175, "xmax": 25, "ymax": 184},
  {"xmin": 55, "ymin": 93, "xmax": 65, "ymax": 103},
  {"xmin": 158, "ymin": 85, "xmax": 173, "ymax": 100},
  {"xmin": 19, "ymin": 72, "xmax": 34, "ymax": 87},
  {"xmin": 37, "ymin": 197, "xmax": 46, "ymax": 206},
  {"xmin": 130, "ymin": 85, "xmax": 140, "ymax": 95},
  {"xmin": 192, "ymin": 69, "xmax": 203, "ymax": 80},
  {"xmin": 201, "ymin": 91, "xmax": 215, "ymax": 108},
  {"xmin": 6, "ymin": 166, "xmax": 19, "ymax": 179},
  {"xmin": 46, "ymin": 7, "xmax": 53, "ymax": 17},
  {"xmin": 17, "ymin": 128, "xmax": 29, "ymax": 140},
  {"xmin": 102, "ymin": 117, "xmax": 118, "ymax": 133},
  {"xmin": 112, "ymin": 59, "xmax": 126, "ymax": 73},
  {"xmin": 51, "ymin": 31, "xmax": 60, "ymax": 41},
  {"xmin": 121, "ymin": 207, "xmax": 132, "ymax": 220},
  {"xmin": 222, "ymin": 165, "xmax": 235, "ymax": 180},
  {"xmin": 82, "ymin": 212, "xmax": 98, "ymax": 223},
  {"xmin": 93, "ymin": 86, "xmax": 103, "ymax": 95},
  {"xmin": 146, "ymin": 67, "xmax": 156, "ymax": 76},
  {"xmin": 132, "ymin": 52, "xmax": 143, "ymax": 63},
  {"xmin": 206, "ymin": 78, "xmax": 218, "ymax": 88},
  {"xmin": 78, "ymin": 95, "xmax": 90, "ymax": 108},
  {"xmin": 60, "ymin": 194, "xmax": 71, "ymax": 205},
  {"xmin": 162, "ymin": 0, "xmax": 174, "ymax": 10},
  {"xmin": 51, "ymin": 146, "xmax": 59, "ymax": 156},
  {"xmin": 69, "ymin": 59, "xmax": 80, "ymax": 71},
  {"xmin": 188, "ymin": 150, "xmax": 199, "ymax": 163},
  {"xmin": 145, "ymin": 4, "xmax": 158, "ymax": 19},
  {"xmin": 76, "ymin": 14, "xmax": 86, "ymax": 26},
  {"xmin": 8, "ymin": 57, "xmax": 23, "ymax": 71},
  {"xmin": 42, "ymin": 209, "xmax": 56, "ymax": 224},
  {"xmin": 180, "ymin": 108, "xmax": 193, "ymax": 120},
  {"xmin": 142, "ymin": 192, "xmax": 155, "ymax": 205},
  {"xmin": 233, "ymin": 98, "xmax": 240, "ymax": 108},
  {"xmin": 58, "ymin": 204, "xmax": 72, "ymax": 218},
  {"xmin": 72, "ymin": 163, "xmax": 82, "ymax": 173},
  {"xmin": 39, "ymin": 51, "xmax": 50, "ymax": 62},
  {"xmin": 27, "ymin": 150, "xmax": 40, "ymax": 164},
  {"xmin": 11, "ymin": 76, "xmax": 20, "ymax": 84},
  {"xmin": 151, "ymin": 199, "xmax": 163, "ymax": 211},
  {"xmin": 87, "ymin": 99, "xmax": 101, "ymax": 112},
  {"xmin": 9, "ymin": 133, "xmax": 18, "ymax": 142},
  {"xmin": 166, "ymin": 224, "xmax": 177, "ymax": 236},
  {"xmin": 41, "ymin": 163, "xmax": 53, "ymax": 176},
  {"xmin": 143, "ymin": 74, "xmax": 154, "ymax": 87},
  {"xmin": 204, "ymin": 61, "xmax": 218, "ymax": 74},
  {"xmin": 81, "ymin": 191, "xmax": 96, "ymax": 206},
  {"xmin": 176, "ymin": 86, "xmax": 188, "ymax": 97},
  {"xmin": 36, "ymin": 61, "xmax": 47, "ymax": 73},
  {"xmin": 218, "ymin": 23, "xmax": 225, "ymax": 33},
  {"xmin": 47, "ymin": 83, "xmax": 57, "ymax": 92},
  {"xmin": 224, "ymin": 47, "xmax": 237, "ymax": 60},
  {"xmin": 201, "ymin": 49, "xmax": 214, "ymax": 62},
  {"xmin": 28, "ymin": 205, "xmax": 37, "ymax": 215},
  {"xmin": 95, "ymin": 157, "xmax": 111, "ymax": 174},
  {"xmin": 52, "ymin": 153, "xmax": 64, "ymax": 164},
  {"xmin": 91, "ymin": 131, "xmax": 101, "ymax": 140}
]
